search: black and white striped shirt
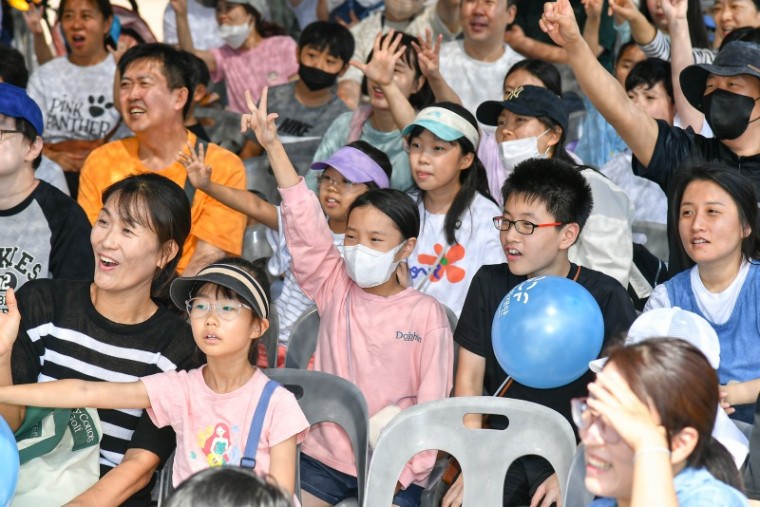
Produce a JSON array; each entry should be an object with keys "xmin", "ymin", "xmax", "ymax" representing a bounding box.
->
[{"xmin": 12, "ymin": 279, "xmax": 197, "ymax": 504}]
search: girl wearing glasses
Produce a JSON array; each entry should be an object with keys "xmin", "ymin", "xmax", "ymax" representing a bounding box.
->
[
  {"xmin": 578, "ymin": 338, "xmax": 746, "ymax": 507},
  {"xmin": 0, "ymin": 256, "xmax": 309, "ymax": 497},
  {"xmin": 181, "ymin": 139, "xmax": 392, "ymax": 350}
]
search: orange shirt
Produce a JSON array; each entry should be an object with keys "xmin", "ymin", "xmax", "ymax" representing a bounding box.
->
[{"xmin": 78, "ymin": 132, "xmax": 246, "ymax": 273}]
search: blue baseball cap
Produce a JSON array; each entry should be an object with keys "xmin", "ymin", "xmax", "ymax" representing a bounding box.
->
[{"xmin": 0, "ymin": 83, "xmax": 44, "ymax": 136}]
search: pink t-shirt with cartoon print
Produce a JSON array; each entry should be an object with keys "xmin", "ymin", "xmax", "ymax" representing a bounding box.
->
[{"xmin": 142, "ymin": 367, "xmax": 309, "ymax": 487}]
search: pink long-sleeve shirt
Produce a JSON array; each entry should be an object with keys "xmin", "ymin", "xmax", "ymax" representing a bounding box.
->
[{"xmin": 280, "ymin": 179, "xmax": 454, "ymax": 488}]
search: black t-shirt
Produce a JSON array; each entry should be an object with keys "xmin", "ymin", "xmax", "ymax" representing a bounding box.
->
[
  {"xmin": 0, "ymin": 180, "xmax": 93, "ymax": 308},
  {"xmin": 455, "ymin": 263, "xmax": 636, "ymax": 431},
  {"xmin": 633, "ymin": 120, "xmax": 760, "ymax": 274},
  {"xmin": 11, "ymin": 279, "xmax": 199, "ymax": 506}
]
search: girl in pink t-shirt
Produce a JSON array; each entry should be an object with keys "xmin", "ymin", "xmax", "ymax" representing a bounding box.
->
[
  {"xmin": 0, "ymin": 257, "xmax": 309, "ymax": 495},
  {"xmin": 242, "ymin": 87, "xmax": 453, "ymax": 507},
  {"xmin": 173, "ymin": 0, "xmax": 298, "ymax": 113}
]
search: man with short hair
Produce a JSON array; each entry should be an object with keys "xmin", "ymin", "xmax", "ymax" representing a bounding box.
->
[
  {"xmin": 438, "ymin": 0, "xmax": 524, "ymax": 116},
  {"xmin": 0, "ymin": 83, "xmax": 93, "ymax": 310},
  {"xmin": 78, "ymin": 43, "xmax": 247, "ymax": 275},
  {"xmin": 542, "ymin": 0, "xmax": 760, "ymax": 274}
]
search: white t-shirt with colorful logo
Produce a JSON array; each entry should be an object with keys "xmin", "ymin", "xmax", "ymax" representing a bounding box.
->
[{"xmin": 409, "ymin": 193, "xmax": 505, "ymax": 316}]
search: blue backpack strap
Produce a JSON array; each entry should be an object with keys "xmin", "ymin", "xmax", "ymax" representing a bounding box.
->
[{"xmin": 240, "ymin": 379, "xmax": 280, "ymax": 469}]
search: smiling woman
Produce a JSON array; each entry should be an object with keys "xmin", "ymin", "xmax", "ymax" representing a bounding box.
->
[
  {"xmin": 0, "ymin": 173, "xmax": 198, "ymax": 506},
  {"xmin": 27, "ymin": 0, "xmax": 121, "ymax": 198},
  {"xmin": 645, "ymin": 164, "xmax": 760, "ymax": 425}
]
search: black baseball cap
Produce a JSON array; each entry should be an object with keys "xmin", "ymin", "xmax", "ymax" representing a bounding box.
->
[{"xmin": 476, "ymin": 85, "xmax": 568, "ymax": 133}]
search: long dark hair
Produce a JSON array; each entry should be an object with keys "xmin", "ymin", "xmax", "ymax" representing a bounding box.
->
[
  {"xmin": 670, "ymin": 164, "xmax": 760, "ymax": 267},
  {"xmin": 640, "ymin": 0, "xmax": 709, "ymax": 48},
  {"xmin": 101, "ymin": 174, "xmax": 191, "ymax": 304},
  {"xmin": 606, "ymin": 339, "xmax": 744, "ymax": 491},
  {"xmin": 408, "ymin": 102, "xmax": 493, "ymax": 245}
]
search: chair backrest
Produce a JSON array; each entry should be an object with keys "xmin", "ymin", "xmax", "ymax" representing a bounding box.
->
[
  {"xmin": 443, "ymin": 305, "xmax": 458, "ymax": 332},
  {"xmin": 632, "ymin": 220, "xmax": 668, "ymax": 262},
  {"xmin": 264, "ymin": 369, "xmax": 369, "ymax": 505},
  {"xmin": 563, "ymin": 443, "xmax": 594, "ymax": 507},
  {"xmin": 242, "ymin": 223, "xmax": 274, "ymax": 262},
  {"xmin": 285, "ymin": 307, "xmax": 320, "ymax": 369},
  {"xmin": 260, "ymin": 304, "xmax": 279, "ymax": 368},
  {"xmin": 365, "ymin": 397, "xmax": 576, "ymax": 507},
  {"xmin": 244, "ymin": 156, "xmax": 281, "ymax": 205}
]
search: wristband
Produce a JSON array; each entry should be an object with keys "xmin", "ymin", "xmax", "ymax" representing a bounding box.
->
[{"xmin": 633, "ymin": 446, "xmax": 671, "ymax": 463}]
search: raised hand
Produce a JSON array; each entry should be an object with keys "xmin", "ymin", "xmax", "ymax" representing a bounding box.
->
[
  {"xmin": 22, "ymin": 3, "xmax": 44, "ymax": 35},
  {"xmin": 0, "ymin": 288, "xmax": 21, "ymax": 358},
  {"xmin": 582, "ymin": 0, "xmax": 603, "ymax": 19},
  {"xmin": 586, "ymin": 370, "xmax": 667, "ymax": 452},
  {"xmin": 240, "ymin": 88, "xmax": 280, "ymax": 149},
  {"xmin": 412, "ymin": 28, "xmax": 443, "ymax": 81},
  {"xmin": 350, "ymin": 30, "xmax": 406, "ymax": 88},
  {"xmin": 170, "ymin": 0, "xmax": 188, "ymax": 17},
  {"xmin": 661, "ymin": 0, "xmax": 688, "ymax": 23},
  {"xmin": 540, "ymin": 0, "xmax": 583, "ymax": 48},
  {"xmin": 177, "ymin": 141, "xmax": 212, "ymax": 190},
  {"xmin": 607, "ymin": 0, "xmax": 640, "ymax": 21}
]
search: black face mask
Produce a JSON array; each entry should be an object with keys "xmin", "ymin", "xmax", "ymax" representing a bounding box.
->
[
  {"xmin": 298, "ymin": 64, "xmax": 340, "ymax": 91},
  {"xmin": 702, "ymin": 88, "xmax": 760, "ymax": 140}
]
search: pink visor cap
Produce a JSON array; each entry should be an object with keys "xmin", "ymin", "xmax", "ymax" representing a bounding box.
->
[{"xmin": 310, "ymin": 146, "xmax": 390, "ymax": 189}]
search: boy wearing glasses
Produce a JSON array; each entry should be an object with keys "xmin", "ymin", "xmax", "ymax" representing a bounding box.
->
[
  {"xmin": 0, "ymin": 83, "xmax": 92, "ymax": 311},
  {"xmin": 446, "ymin": 157, "xmax": 636, "ymax": 507}
]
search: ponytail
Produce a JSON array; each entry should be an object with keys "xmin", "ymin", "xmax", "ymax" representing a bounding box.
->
[{"xmin": 689, "ymin": 437, "xmax": 745, "ymax": 492}]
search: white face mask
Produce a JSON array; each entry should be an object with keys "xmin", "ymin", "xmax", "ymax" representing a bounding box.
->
[
  {"xmin": 498, "ymin": 129, "xmax": 551, "ymax": 173},
  {"xmin": 384, "ymin": 0, "xmax": 424, "ymax": 20},
  {"xmin": 218, "ymin": 22, "xmax": 251, "ymax": 49},
  {"xmin": 344, "ymin": 241, "xmax": 406, "ymax": 289}
]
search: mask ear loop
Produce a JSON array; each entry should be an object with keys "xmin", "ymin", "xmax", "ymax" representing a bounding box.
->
[{"xmin": 537, "ymin": 128, "xmax": 553, "ymax": 157}]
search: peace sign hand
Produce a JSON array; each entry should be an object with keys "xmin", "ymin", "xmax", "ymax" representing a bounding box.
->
[{"xmin": 240, "ymin": 88, "xmax": 280, "ymax": 149}]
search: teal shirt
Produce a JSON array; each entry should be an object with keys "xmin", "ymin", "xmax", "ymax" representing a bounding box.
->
[{"xmin": 308, "ymin": 111, "xmax": 413, "ymax": 192}]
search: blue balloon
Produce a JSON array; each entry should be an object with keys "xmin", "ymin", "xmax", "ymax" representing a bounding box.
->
[
  {"xmin": 492, "ymin": 275, "xmax": 604, "ymax": 389},
  {"xmin": 0, "ymin": 416, "xmax": 19, "ymax": 506}
]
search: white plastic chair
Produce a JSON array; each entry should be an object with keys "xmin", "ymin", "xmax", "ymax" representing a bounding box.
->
[
  {"xmin": 366, "ymin": 397, "xmax": 576, "ymax": 507},
  {"xmin": 563, "ymin": 444, "xmax": 594, "ymax": 507}
]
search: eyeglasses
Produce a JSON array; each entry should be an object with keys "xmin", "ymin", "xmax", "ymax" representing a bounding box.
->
[
  {"xmin": 0, "ymin": 129, "xmax": 23, "ymax": 142},
  {"xmin": 185, "ymin": 297, "xmax": 251, "ymax": 321},
  {"xmin": 492, "ymin": 216, "xmax": 563, "ymax": 235},
  {"xmin": 318, "ymin": 173, "xmax": 361, "ymax": 192},
  {"xmin": 571, "ymin": 397, "xmax": 621, "ymax": 444}
]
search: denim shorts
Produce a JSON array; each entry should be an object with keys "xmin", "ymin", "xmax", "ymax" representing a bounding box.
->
[{"xmin": 300, "ymin": 453, "xmax": 423, "ymax": 507}]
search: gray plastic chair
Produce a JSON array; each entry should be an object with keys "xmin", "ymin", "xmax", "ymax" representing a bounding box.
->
[
  {"xmin": 260, "ymin": 304, "xmax": 279, "ymax": 368},
  {"xmin": 632, "ymin": 221, "xmax": 669, "ymax": 262},
  {"xmin": 156, "ymin": 450, "xmax": 176, "ymax": 506},
  {"xmin": 265, "ymin": 368, "xmax": 369, "ymax": 506},
  {"xmin": 563, "ymin": 443, "xmax": 594, "ymax": 507},
  {"xmin": 245, "ymin": 156, "xmax": 281, "ymax": 205},
  {"xmin": 367, "ymin": 397, "xmax": 576, "ymax": 507},
  {"xmin": 285, "ymin": 306, "xmax": 320, "ymax": 369},
  {"xmin": 242, "ymin": 223, "xmax": 274, "ymax": 262}
]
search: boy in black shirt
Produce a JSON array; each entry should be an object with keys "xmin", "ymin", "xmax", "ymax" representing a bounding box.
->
[{"xmin": 445, "ymin": 158, "xmax": 636, "ymax": 507}]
